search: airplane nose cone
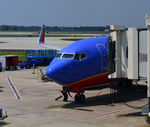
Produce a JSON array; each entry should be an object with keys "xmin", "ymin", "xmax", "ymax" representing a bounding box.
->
[
  {"xmin": 46, "ymin": 65, "xmax": 58, "ymax": 81},
  {"xmin": 46, "ymin": 60, "xmax": 67, "ymax": 85},
  {"xmin": 46, "ymin": 59, "xmax": 73, "ymax": 85}
]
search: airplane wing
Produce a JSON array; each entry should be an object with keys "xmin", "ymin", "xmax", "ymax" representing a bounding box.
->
[
  {"xmin": 39, "ymin": 44, "xmax": 62, "ymax": 51},
  {"xmin": 39, "ymin": 25, "xmax": 62, "ymax": 51}
]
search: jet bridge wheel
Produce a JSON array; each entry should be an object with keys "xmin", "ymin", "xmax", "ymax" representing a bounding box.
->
[
  {"xmin": 75, "ymin": 93, "xmax": 85, "ymax": 104},
  {"xmin": 20, "ymin": 66, "xmax": 24, "ymax": 69},
  {"xmin": 146, "ymin": 116, "xmax": 150, "ymax": 124},
  {"xmin": 25, "ymin": 64, "xmax": 31, "ymax": 69}
]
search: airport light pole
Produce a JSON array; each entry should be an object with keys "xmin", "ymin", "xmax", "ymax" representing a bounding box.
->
[{"xmin": 145, "ymin": 14, "xmax": 150, "ymax": 123}]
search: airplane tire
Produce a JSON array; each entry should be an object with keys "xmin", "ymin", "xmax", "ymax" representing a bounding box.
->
[
  {"xmin": 75, "ymin": 94, "xmax": 85, "ymax": 104},
  {"xmin": 80, "ymin": 94, "xmax": 85, "ymax": 104},
  {"xmin": 42, "ymin": 74, "xmax": 47, "ymax": 80},
  {"xmin": 75, "ymin": 94, "xmax": 80, "ymax": 103},
  {"xmin": 20, "ymin": 66, "xmax": 24, "ymax": 69},
  {"xmin": 6, "ymin": 67, "xmax": 10, "ymax": 70},
  {"xmin": 146, "ymin": 116, "xmax": 150, "ymax": 124},
  {"xmin": 25, "ymin": 64, "xmax": 30, "ymax": 69}
]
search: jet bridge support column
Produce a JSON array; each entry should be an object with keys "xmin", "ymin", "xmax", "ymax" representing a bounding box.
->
[{"xmin": 145, "ymin": 14, "xmax": 150, "ymax": 123}]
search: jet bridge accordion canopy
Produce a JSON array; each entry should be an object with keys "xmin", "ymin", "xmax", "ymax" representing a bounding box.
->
[{"xmin": 108, "ymin": 25, "xmax": 148, "ymax": 80}]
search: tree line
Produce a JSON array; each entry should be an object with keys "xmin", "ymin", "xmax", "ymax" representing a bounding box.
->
[{"xmin": 0, "ymin": 25, "xmax": 107, "ymax": 32}]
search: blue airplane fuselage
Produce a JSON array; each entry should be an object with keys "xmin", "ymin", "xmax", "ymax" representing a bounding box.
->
[{"xmin": 46, "ymin": 35, "xmax": 110, "ymax": 91}]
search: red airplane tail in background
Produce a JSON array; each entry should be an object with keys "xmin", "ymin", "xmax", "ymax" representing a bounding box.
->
[{"xmin": 39, "ymin": 25, "xmax": 45, "ymax": 45}]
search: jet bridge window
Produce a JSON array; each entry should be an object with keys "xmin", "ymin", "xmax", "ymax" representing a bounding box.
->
[
  {"xmin": 62, "ymin": 53, "xmax": 74, "ymax": 59},
  {"xmin": 55, "ymin": 53, "xmax": 62, "ymax": 58}
]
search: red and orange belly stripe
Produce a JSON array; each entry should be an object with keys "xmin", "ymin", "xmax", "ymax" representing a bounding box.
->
[{"xmin": 64, "ymin": 72, "xmax": 110, "ymax": 88}]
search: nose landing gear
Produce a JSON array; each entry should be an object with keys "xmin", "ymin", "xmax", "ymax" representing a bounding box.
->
[
  {"xmin": 61, "ymin": 90, "xmax": 68, "ymax": 102},
  {"xmin": 75, "ymin": 93, "xmax": 85, "ymax": 104},
  {"xmin": 56, "ymin": 87, "xmax": 86, "ymax": 104},
  {"xmin": 55, "ymin": 90, "xmax": 68, "ymax": 102}
]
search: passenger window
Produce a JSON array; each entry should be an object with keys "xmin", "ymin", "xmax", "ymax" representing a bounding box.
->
[
  {"xmin": 81, "ymin": 53, "xmax": 86, "ymax": 60},
  {"xmin": 74, "ymin": 54, "xmax": 80, "ymax": 60}
]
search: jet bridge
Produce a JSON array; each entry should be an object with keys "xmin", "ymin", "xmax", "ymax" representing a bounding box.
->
[
  {"xmin": 108, "ymin": 15, "xmax": 150, "ymax": 123},
  {"xmin": 108, "ymin": 25, "xmax": 147, "ymax": 80}
]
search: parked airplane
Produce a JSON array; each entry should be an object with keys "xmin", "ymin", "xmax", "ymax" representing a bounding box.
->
[
  {"xmin": 39, "ymin": 25, "xmax": 117, "ymax": 103},
  {"xmin": 39, "ymin": 25, "xmax": 45, "ymax": 45},
  {"xmin": 39, "ymin": 25, "xmax": 61, "ymax": 50}
]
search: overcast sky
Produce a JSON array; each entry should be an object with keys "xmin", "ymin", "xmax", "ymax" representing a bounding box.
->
[{"xmin": 0, "ymin": 0, "xmax": 150, "ymax": 27}]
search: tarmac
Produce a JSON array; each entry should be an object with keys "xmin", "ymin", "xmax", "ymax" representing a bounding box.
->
[
  {"xmin": 0, "ymin": 36, "xmax": 149, "ymax": 127},
  {"xmin": 0, "ymin": 37, "xmax": 86, "ymax": 50},
  {"xmin": 0, "ymin": 68, "xmax": 148, "ymax": 127}
]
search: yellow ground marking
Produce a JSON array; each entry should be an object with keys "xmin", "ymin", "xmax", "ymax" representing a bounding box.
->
[
  {"xmin": 48, "ymin": 104, "xmax": 66, "ymax": 109},
  {"xmin": 48, "ymin": 104, "xmax": 82, "ymax": 110}
]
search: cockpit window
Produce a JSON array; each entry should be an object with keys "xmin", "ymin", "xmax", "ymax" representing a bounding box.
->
[
  {"xmin": 81, "ymin": 53, "xmax": 86, "ymax": 60},
  {"xmin": 55, "ymin": 53, "xmax": 62, "ymax": 58},
  {"xmin": 74, "ymin": 53, "xmax": 87, "ymax": 61},
  {"xmin": 74, "ymin": 53, "xmax": 80, "ymax": 60},
  {"xmin": 62, "ymin": 53, "xmax": 74, "ymax": 59},
  {"xmin": 56, "ymin": 52, "xmax": 87, "ymax": 60}
]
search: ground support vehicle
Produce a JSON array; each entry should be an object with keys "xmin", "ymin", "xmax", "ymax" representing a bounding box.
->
[
  {"xmin": 0, "ymin": 108, "xmax": 7, "ymax": 120},
  {"xmin": 18, "ymin": 58, "xmax": 39, "ymax": 69},
  {"xmin": 19, "ymin": 49, "xmax": 58, "ymax": 69},
  {"xmin": 0, "ymin": 55, "xmax": 18, "ymax": 70}
]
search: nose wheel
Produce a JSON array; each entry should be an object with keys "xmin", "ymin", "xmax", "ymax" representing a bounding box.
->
[{"xmin": 75, "ymin": 93, "xmax": 85, "ymax": 104}]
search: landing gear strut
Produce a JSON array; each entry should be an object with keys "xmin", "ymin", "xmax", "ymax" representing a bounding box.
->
[
  {"xmin": 61, "ymin": 90, "xmax": 68, "ymax": 102},
  {"xmin": 75, "ymin": 93, "xmax": 85, "ymax": 104}
]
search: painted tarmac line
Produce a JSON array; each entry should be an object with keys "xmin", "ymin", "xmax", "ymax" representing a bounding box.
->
[
  {"xmin": 94, "ymin": 108, "xmax": 136, "ymax": 119},
  {"xmin": 94, "ymin": 110, "xmax": 122, "ymax": 118},
  {"xmin": 96, "ymin": 90, "xmax": 103, "ymax": 96},
  {"xmin": 0, "ymin": 99, "xmax": 17, "ymax": 104},
  {"xmin": 6, "ymin": 76, "xmax": 22, "ymax": 100},
  {"xmin": 19, "ymin": 86, "xmax": 57, "ymax": 96},
  {"xmin": 87, "ymin": 90, "xmax": 104, "ymax": 99},
  {"xmin": 48, "ymin": 104, "xmax": 66, "ymax": 109},
  {"xmin": 7, "ymin": 108, "xmax": 137, "ymax": 120},
  {"xmin": 48, "ymin": 105, "xmax": 86, "ymax": 111}
]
